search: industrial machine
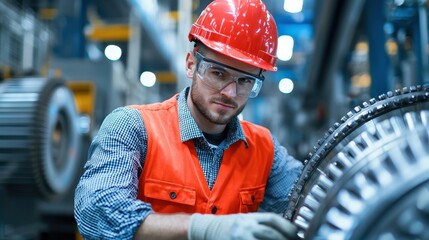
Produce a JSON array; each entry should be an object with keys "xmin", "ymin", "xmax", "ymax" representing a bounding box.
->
[
  {"xmin": 0, "ymin": 1, "xmax": 121, "ymax": 239},
  {"xmin": 285, "ymin": 84, "xmax": 429, "ymax": 239},
  {"xmin": 282, "ymin": 0, "xmax": 429, "ymax": 238},
  {"xmin": 0, "ymin": 77, "xmax": 83, "ymax": 239},
  {"xmin": 0, "ymin": 77, "xmax": 81, "ymax": 199}
]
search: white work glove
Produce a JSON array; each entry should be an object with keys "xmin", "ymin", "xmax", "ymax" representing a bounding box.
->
[{"xmin": 188, "ymin": 212, "xmax": 298, "ymax": 240}]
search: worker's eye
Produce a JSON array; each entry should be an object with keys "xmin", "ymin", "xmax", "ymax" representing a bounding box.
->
[
  {"xmin": 237, "ymin": 77, "xmax": 255, "ymax": 86},
  {"xmin": 207, "ymin": 67, "xmax": 228, "ymax": 81}
]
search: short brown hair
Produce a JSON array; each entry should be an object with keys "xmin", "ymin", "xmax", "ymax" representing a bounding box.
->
[{"xmin": 193, "ymin": 41, "xmax": 209, "ymax": 55}]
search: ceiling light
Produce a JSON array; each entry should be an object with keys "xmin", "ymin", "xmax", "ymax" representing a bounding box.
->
[
  {"xmin": 104, "ymin": 44, "xmax": 122, "ymax": 61},
  {"xmin": 140, "ymin": 71, "xmax": 156, "ymax": 87},
  {"xmin": 277, "ymin": 35, "xmax": 294, "ymax": 61},
  {"xmin": 284, "ymin": 0, "xmax": 303, "ymax": 13},
  {"xmin": 279, "ymin": 78, "xmax": 294, "ymax": 94}
]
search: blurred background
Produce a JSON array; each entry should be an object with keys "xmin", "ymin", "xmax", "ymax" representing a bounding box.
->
[{"xmin": 0, "ymin": 0, "xmax": 428, "ymax": 239}]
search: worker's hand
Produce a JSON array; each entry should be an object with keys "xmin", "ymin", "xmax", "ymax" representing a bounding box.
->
[{"xmin": 188, "ymin": 212, "xmax": 298, "ymax": 240}]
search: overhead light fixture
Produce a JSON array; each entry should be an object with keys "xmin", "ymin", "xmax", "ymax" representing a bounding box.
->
[
  {"xmin": 140, "ymin": 71, "xmax": 156, "ymax": 87},
  {"xmin": 104, "ymin": 44, "xmax": 122, "ymax": 61},
  {"xmin": 277, "ymin": 35, "xmax": 294, "ymax": 61},
  {"xmin": 279, "ymin": 78, "xmax": 294, "ymax": 94},
  {"xmin": 284, "ymin": 0, "xmax": 303, "ymax": 13}
]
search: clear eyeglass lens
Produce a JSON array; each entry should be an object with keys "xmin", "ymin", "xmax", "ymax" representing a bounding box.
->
[{"xmin": 197, "ymin": 60, "xmax": 260, "ymax": 97}]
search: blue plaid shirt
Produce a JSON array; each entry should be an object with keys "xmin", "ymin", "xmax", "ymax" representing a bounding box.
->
[{"xmin": 74, "ymin": 87, "xmax": 303, "ymax": 239}]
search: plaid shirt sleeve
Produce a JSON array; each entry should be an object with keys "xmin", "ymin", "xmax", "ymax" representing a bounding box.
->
[
  {"xmin": 74, "ymin": 107, "xmax": 152, "ymax": 239},
  {"xmin": 260, "ymin": 134, "xmax": 304, "ymax": 214}
]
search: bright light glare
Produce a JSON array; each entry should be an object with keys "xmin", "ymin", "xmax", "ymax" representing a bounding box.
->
[
  {"xmin": 137, "ymin": 0, "xmax": 159, "ymax": 18},
  {"xmin": 279, "ymin": 78, "xmax": 294, "ymax": 94},
  {"xmin": 140, "ymin": 71, "xmax": 156, "ymax": 87},
  {"xmin": 284, "ymin": 0, "xmax": 303, "ymax": 13},
  {"xmin": 277, "ymin": 35, "xmax": 294, "ymax": 61},
  {"xmin": 394, "ymin": 0, "xmax": 405, "ymax": 6},
  {"xmin": 104, "ymin": 45, "xmax": 122, "ymax": 61}
]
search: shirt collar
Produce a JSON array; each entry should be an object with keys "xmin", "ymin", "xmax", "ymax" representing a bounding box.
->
[{"xmin": 177, "ymin": 87, "xmax": 248, "ymax": 146}]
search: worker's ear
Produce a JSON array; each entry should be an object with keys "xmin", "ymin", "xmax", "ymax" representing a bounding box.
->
[{"xmin": 186, "ymin": 52, "xmax": 196, "ymax": 78}]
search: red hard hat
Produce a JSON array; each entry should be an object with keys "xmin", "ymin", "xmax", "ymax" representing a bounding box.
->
[{"xmin": 188, "ymin": 0, "xmax": 278, "ymax": 71}]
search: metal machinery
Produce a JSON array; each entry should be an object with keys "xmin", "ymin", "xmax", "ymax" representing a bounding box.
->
[
  {"xmin": 285, "ymin": 85, "xmax": 429, "ymax": 239},
  {"xmin": 0, "ymin": 77, "xmax": 85, "ymax": 239},
  {"xmin": 0, "ymin": 78, "xmax": 80, "ymax": 198},
  {"xmin": 0, "ymin": 1, "xmax": 107, "ymax": 239},
  {"xmin": 283, "ymin": 0, "xmax": 429, "ymax": 238},
  {"xmin": 0, "ymin": 1, "xmax": 79, "ymax": 238}
]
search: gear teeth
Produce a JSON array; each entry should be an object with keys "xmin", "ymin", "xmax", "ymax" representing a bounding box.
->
[
  {"xmin": 0, "ymin": 78, "xmax": 80, "ymax": 199},
  {"xmin": 395, "ymin": 89, "xmax": 401, "ymax": 95},
  {"xmin": 362, "ymin": 101, "xmax": 370, "ymax": 108},
  {"xmin": 354, "ymin": 106, "xmax": 361, "ymax": 112},
  {"xmin": 403, "ymin": 86, "xmax": 410, "ymax": 93},
  {"xmin": 285, "ymin": 85, "xmax": 429, "ymax": 239}
]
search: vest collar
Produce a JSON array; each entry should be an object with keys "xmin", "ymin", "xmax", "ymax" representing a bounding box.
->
[{"xmin": 177, "ymin": 87, "xmax": 248, "ymax": 147}]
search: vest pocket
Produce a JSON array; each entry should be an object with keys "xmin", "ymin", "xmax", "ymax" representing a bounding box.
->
[
  {"xmin": 239, "ymin": 185, "xmax": 266, "ymax": 213},
  {"xmin": 144, "ymin": 179, "xmax": 196, "ymax": 206}
]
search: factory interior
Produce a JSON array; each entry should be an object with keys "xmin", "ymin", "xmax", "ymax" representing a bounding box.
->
[{"xmin": 0, "ymin": 0, "xmax": 429, "ymax": 239}]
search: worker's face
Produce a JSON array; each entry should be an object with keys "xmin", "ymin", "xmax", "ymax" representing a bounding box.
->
[{"xmin": 186, "ymin": 49, "xmax": 262, "ymax": 125}]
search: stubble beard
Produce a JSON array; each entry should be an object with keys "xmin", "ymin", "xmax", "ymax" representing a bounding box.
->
[{"xmin": 190, "ymin": 79, "xmax": 245, "ymax": 125}]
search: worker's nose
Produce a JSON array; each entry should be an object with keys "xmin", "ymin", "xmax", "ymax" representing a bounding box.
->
[{"xmin": 220, "ymin": 81, "xmax": 237, "ymax": 98}]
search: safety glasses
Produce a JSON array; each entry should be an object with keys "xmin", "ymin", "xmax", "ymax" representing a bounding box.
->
[{"xmin": 194, "ymin": 52, "xmax": 264, "ymax": 98}]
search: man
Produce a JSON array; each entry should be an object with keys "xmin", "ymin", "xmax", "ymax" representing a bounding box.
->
[{"xmin": 74, "ymin": 0, "xmax": 303, "ymax": 239}]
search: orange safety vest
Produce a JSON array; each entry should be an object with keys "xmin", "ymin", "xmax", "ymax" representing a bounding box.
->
[{"xmin": 131, "ymin": 95, "xmax": 274, "ymax": 215}]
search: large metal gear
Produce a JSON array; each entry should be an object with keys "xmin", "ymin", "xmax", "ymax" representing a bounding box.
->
[
  {"xmin": 285, "ymin": 85, "xmax": 429, "ymax": 239},
  {"xmin": 0, "ymin": 77, "xmax": 80, "ymax": 200}
]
